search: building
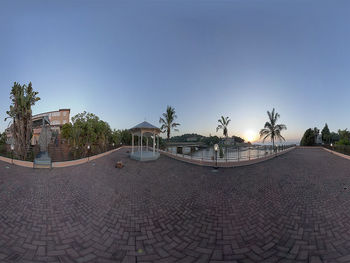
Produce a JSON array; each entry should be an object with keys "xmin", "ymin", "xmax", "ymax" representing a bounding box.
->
[
  {"xmin": 6, "ymin": 109, "xmax": 70, "ymax": 145},
  {"xmin": 32, "ymin": 109, "xmax": 70, "ymax": 145},
  {"xmin": 315, "ymin": 133, "xmax": 323, "ymax": 145}
]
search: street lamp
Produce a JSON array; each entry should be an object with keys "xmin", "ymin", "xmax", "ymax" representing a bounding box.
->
[
  {"xmin": 214, "ymin": 144, "xmax": 219, "ymax": 169},
  {"xmin": 10, "ymin": 144, "xmax": 14, "ymax": 165},
  {"xmin": 87, "ymin": 144, "xmax": 91, "ymax": 162}
]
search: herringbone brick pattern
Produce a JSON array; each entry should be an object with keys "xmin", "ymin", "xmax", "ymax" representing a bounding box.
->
[{"xmin": 1, "ymin": 148, "xmax": 350, "ymax": 262}]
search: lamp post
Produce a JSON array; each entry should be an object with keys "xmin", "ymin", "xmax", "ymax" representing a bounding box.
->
[
  {"xmin": 214, "ymin": 144, "xmax": 219, "ymax": 169},
  {"xmin": 87, "ymin": 144, "xmax": 91, "ymax": 162},
  {"xmin": 10, "ymin": 144, "xmax": 14, "ymax": 165}
]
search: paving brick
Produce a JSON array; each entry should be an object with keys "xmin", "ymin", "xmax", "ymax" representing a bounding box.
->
[{"xmin": 0, "ymin": 148, "xmax": 350, "ymax": 262}]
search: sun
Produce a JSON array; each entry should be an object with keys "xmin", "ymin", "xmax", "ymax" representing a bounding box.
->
[{"xmin": 244, "ymin": 130, "xmax": 258, "ymax": 143}]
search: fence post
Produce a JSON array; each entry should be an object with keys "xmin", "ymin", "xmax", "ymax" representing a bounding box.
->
[{"xmin": 237, "ymin": 146, "xmax": 240, "ymax": 161}]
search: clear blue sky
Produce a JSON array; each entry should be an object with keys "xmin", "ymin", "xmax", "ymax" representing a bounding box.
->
[{"xmin": 1, "ymin": 0, "xmax": 349, "ymax": 143}]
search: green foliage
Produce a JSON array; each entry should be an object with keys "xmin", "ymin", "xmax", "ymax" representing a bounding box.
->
[
  {"xmin": 337, "ymin": 139, "xmax": 350, "ymax": 145},
  {"xmin": 111, "ymin": 129, "xmax": 132, "ymax": 145},
  {"xmin": 336, "ymin": 129, "xmax": 350, "ymax": 145},
  {"xmin": 5, "ymin": 82, "xmax": 40, "ymax": 160},
  {"xmin": 0, "ymin": 132, "xmax": 6, "ymax": 145},
  {"xmin": 300, "ymin": 128, "xmax": 316, "ymax": 146},
  {"xmin": 330, "ymin": 132, "xmax": 340, "ymax": 143},
  {"xmin": 159, "ymin": 106, "xmax": 180, "ymax": 139},
  {"xmin": 61, "ymin": 123, "xmax": 72, "ymax": 141},
  {"xmin": 168, "ymin": 133, "xmax": 204, "ymax": 142},
  {"xmin": 202, "ymin": 135, "xmax": 220, "ymax": 146},
  {"xmin": 167, "ymin": 133, "xmax": 243, "ymax": 146},
  {"xmin": 321, "ymin": 123, "xmax": 331, "ymax": 144},
  {"xmin": 61, "ymin": 111, "xmax": 113, "ymax": 158},
  {"xmin": 259, "ymin": 108, "xmax": 287, "ymax": 148},
  {"xmin": 232, "ymin": 135, "xmax": 244, "ymax": 143}
]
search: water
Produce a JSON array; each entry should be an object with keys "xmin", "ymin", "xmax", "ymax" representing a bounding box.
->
[{"xmin": 166, "ymin": 145, "xmax": 279, "ymax": 162}]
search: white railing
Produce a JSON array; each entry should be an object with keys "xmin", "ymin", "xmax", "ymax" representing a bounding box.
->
[{"xmin": 164, "ymin": 145, "xmax": 296, "ymax": 163}]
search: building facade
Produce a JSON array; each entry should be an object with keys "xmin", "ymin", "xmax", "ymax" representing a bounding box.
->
[
  {"xmin": 31, "ymin": 109, "xmax": 70, "ymax": 145},
  {"xmin": 6, "ymin": 109, "xmax": 70, "ymax": 145}
]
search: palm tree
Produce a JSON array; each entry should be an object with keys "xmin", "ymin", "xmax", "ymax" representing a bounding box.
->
[
  {"xmin": 5, "ymin": 82, "xmax": 40, "ymax": 160},
  {"xmin": 259, "ymin": 108, "xmax": 287, "ymax": 150},
  {"xmin": 216, "ymin": 116, "xmax": 231, "ymax": 138},
  {"xmin": 159, "ymin": 106, "xmax": 180, "ymax": 139}
]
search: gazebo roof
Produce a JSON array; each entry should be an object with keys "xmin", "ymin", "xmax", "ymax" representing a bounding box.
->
[
  {"xmin": 130, "ymin": 121, "xmax": 159, "ymax": 130},
  {"xmin": 129, "ymin": 121, "xmax": 161, "ymax": 135}
]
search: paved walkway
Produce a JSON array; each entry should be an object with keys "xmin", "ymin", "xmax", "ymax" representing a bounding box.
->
[{"xmin": 1, "ymin": 148, "xmax": 350, "ymax": 263}]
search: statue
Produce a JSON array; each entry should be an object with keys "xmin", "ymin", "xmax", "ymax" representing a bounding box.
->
[
  {"xmin": 38, "ymin": 116, "xmax": 52, "ymax": 152},
  {"xmin": 34, "ymin": 116, "xmax": 52, "ymax": 168}
]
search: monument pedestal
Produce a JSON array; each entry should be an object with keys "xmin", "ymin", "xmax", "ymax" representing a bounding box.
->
[{"xmin": 34, "ymin": 151, "xmax": 52, "ymax": 169}]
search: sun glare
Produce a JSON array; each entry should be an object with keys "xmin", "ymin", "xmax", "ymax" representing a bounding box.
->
[{"xmin": 244, "ymin": 130, "xmax": 258, "ymax": 142}]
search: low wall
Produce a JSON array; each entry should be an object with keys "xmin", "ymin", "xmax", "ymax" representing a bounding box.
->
[
  {"xmin": 0, "ymin": 146, "xmax": 126, "ymax": 168},
  {"xmin": 0, "ymin": 156, "xmax": 34, "ymax": 168},
  {"xmin": 322, "ymin": 147, "xmax": 350, "ymax": 161},
  {"xmin": 159, "ymin": 147, "xmax": 296, "ymax": 168},
  {"xmin": 296, "ymin": 146, "xmax": 323, "ymax": 149}
]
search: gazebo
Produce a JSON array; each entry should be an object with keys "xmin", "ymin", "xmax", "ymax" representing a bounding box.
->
[{"xmin": 129, "ymin": 121, "xmax": 161, "ymax": 161}]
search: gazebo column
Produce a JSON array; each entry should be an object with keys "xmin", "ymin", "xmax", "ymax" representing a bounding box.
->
[
  {"xmin": 141, "ymin": 130, "xmax": 143, "ymax": 158},
  {"xmin": 153, "ymin": 132, "xmax": 155, "ymax": 155},
  {"xmin": 157, "ymin": 135, "xmax": 159, "ymax": 152},
  {"xmin": 132, "ymin": 133, "xmax": 134, "ymax": 154},
  {"xmin": 146, "ymin": 137, "xmax": 148, "ymax": 151}
]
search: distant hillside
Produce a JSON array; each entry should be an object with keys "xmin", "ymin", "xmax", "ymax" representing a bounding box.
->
[
  {"xmin": 168, "ymin": 133, "xmax": 244, "ymax": 145},
  {"xmin": 168, "ymin": 133, "xmax": 205, "ymax": 142}
]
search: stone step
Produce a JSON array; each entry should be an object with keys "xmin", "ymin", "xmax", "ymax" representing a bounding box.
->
[
  {"xmin": 34, "ymin": 163, "xmax": 52, "ymax": 169},
  {"xmin": 34, "ymin": 151, "xmax": 52, "ymax": 169}
]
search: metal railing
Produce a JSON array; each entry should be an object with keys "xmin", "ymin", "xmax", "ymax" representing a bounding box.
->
[
  {"xmin": 0, "ymin": 143, "xmax": 121, "ymax": 162},
  {"xmin": 324, "ymin": 144, "xmax": 350, "ymax": 156},
  {"xmin": 164, "ymin": 144, "xmax": 296, "ymax": 163}
]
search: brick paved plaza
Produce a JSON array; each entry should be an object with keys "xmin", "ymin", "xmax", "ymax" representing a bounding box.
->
[{"xmin": 1, "ymin": 148, "xmax": 350, "ymax": 263}]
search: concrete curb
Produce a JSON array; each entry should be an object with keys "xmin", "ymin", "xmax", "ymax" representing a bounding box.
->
[
  {"xmin": 322, "ymin": 147, "xmax": 350, "ymax": 161},
  {"xmin": 0, "ymin": 157, "xmax": 34, "ymax": 168},
  {"xmin": 0, "ymin": 146, "xmax": 127, "ymax": 168},
  {"xmin": 159, "ymin": 147, "xmax": 296, "ymax": 168}
]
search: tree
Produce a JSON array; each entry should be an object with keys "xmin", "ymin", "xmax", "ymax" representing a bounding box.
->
[
  {"xmin": 216, "ymin": 116, "xmax": 231, "ymax": 138},
  {"xmin": 111, "ymin": 129, "xmax": 132, "ymax": 146},
  {"xmin": 337, "ymin": 129, "xmax": 350, "ymax": 145},
  {"xmin": 321, "ymin": 123, "xmax": 331, "ymax": 144},
  {"xmin": 202, "ymin": 135, "xmax": 220, "ymax": 146},
  {"xmin": 300, "ymin": 128, "xmax": 316, "ymax": 146},
  {"xmin": 0, "ymin": 132, "xmax": 6, "ymax": 145},
  {"xmin": 5, "ymin": 82, "xmax": 40, "ymax": 160},
  {"xmin": 61, "ymin": 112, "xmax": 113, "ymax": 158},
  {"xmin": 159, "ymin": 106, "xmax": 180, "ymax": 139},
  {"xmin": 232, "ymin": 135, "xmax": 244, "ymax": 143},
  {"xmin": 330, "ymin": 132, "xmax": 340, "ymax": 143},
  {"xmin": 259, "ymin": 108, "xmax": 287, "ymax": 149}
]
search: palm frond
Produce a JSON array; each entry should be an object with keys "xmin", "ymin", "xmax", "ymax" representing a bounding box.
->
[{"xmin": 275, "ymin": 124, "xmax": 287, "ymax": 131}]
